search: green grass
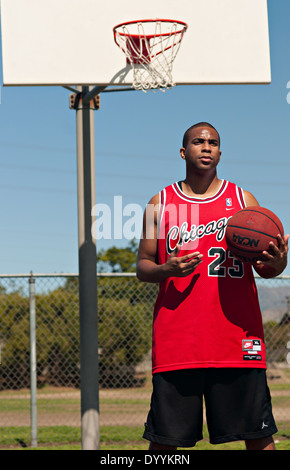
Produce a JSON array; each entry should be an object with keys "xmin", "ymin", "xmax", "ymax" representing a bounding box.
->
[
  {"xmin": 0, "ymin": 399, "xmax": 80, "ymax": 413},
  {"xmin": 0, "ymin": 426, "xmax": 81, "ymax": 448},
  {"xmin": 0, "ymin": 424, "xmax": 289, "ymax": 450},
  {"xmin": 269, "ymin": 383, "xmax": 290, "ymax": 391},
  {"xmin": 0, "ymin": 379, "xmax": 289, "ymax": 450}
]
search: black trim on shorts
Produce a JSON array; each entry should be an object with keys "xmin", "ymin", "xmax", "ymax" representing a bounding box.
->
[
  {"xmin": 210, "ymin": 425, "xmax": 278, "ymax": 445},
  {"xmin": 143, "ymin": 426, "xmax": 202, "ymax": 448},
  {"xmin": 143, "ymin": 368, "xmax": 277, "ymax": 448}
]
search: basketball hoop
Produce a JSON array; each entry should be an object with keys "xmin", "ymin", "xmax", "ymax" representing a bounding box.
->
[{"xmin": 113, "ymin": 19, "xmax": 188, "ymax": 92}]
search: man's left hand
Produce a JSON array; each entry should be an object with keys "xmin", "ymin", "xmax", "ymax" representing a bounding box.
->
[{"xmin": 254, "ymin": 234, "xmax": 289, "ymax": 278}]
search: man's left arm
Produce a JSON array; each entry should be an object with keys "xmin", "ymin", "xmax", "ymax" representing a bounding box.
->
[{"xmin": 243, "ymin": 190, "xmax": 289, "ymax": 279}]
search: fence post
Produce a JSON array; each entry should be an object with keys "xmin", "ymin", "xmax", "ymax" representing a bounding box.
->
[{"xmin": 29, "ymin": 271, "xmax": 37, "ymax": 447}]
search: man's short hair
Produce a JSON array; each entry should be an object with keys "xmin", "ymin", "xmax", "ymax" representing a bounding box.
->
[{"xmin": 182, "ymin": 122, "xmax": 221, "ymax": 148}]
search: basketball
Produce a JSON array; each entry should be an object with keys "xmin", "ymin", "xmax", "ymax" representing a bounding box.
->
[{"xmin": 225, "ymin": 206, "xmax": 284, "ymax": 263}]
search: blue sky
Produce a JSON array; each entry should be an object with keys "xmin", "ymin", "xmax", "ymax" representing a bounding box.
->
[{"xmin": 0, "ymin": 0, "xmax": 290, "ymax": 275}]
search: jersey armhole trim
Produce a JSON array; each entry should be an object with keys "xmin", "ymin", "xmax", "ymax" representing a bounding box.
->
[{"xmin": 236, "ymin": 186, "xmax": 246, "ymax": 208}]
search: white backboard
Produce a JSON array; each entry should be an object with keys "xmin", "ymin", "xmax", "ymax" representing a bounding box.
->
[{"xmin": 0, "ymin": 0, "xmax": 271, "ymax": 86}]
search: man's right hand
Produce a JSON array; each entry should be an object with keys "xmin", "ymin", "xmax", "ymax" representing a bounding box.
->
[{"xmin": 164, "ymin": 244, "xmax": 203, "ymax": 277}]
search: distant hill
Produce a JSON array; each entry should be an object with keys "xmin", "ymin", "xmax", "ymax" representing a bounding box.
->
[{"xmin": 255, "ymin": 283, "xmax": 289, "ymax": 323}]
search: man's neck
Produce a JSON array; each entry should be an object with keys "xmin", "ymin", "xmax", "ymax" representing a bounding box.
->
[{"xmin": 181, "ymin": 172, "xmax": 222, "ymax": 198}]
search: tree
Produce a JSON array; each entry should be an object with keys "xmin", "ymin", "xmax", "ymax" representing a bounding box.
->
[{"xmin": 97, "ymin": 239, "xmax": 138, "ymax": 273}]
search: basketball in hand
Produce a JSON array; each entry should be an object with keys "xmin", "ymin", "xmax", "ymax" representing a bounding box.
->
[{"xmin": 225, "ymin": 206, "xmax": 284, "ymax": 263}]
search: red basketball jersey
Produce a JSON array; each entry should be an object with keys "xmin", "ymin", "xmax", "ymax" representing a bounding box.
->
[{"xmin": 152, "ymin": 180, "xmax": 266, "ymax": 374}]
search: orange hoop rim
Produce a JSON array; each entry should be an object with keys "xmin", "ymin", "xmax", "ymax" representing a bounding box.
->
[{"xmin": 113, "ymin": 18, "xmax": 188, "ymax": 39}]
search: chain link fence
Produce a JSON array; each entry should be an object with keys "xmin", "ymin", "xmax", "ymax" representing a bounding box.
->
[{"xmin": 0, "ymin": 273, "xmax": 289, "ymax": 446}]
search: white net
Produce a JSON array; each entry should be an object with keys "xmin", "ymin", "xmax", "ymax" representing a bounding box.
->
[{"xmin": 114, "ymin": 20, "xmax": 188, "ymax": 92}]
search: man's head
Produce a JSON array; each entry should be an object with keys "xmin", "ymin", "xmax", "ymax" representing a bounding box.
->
[
  {"xmin": 180, "ymin": 122, "xmax": 221, "ymax": 173},
  {"xmin": 182, "ymin": 122, "xmax": 221, "ymax": 149}
]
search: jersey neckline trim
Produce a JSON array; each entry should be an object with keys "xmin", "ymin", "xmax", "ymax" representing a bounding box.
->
[{"xmin": 173, "ymin": 179, "xmax": 227, "ymax": 203}]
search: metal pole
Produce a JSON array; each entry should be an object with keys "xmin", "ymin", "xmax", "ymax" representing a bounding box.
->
[
  {"xmin": 82, "ymin": 85, "xmax": 106, "ymax": 105},
  {"xmin": 76, "ymin": 86, "xmax": 100, "ymax": 450},
  {"xmin": 29, "ymin": 271, "xmax": 37, "ymax": 447}
]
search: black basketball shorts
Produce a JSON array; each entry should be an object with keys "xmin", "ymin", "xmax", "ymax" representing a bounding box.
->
[{"xmin": 143, "ymin": 368, "xmax": 277, "ymax": 448}]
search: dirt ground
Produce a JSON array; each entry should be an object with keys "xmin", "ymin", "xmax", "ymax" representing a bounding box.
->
[{"xmin": 0, "ymin": 366, "xmax": 289, "ymax": 427}]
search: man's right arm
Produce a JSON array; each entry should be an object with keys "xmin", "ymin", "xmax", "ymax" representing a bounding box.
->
[{"xmin": 136, "ymin": 194, "xmax": 203, "ymax": 283}]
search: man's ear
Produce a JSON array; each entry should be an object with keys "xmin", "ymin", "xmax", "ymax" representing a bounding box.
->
[{"xmin": 180, "ymin": 147, "xmax": 186, "ymax": 160}]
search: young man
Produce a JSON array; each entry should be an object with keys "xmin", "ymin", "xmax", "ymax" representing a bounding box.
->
[{"xmin": 137, "ymin": 122, "xmax": 289, "ymax": 451}]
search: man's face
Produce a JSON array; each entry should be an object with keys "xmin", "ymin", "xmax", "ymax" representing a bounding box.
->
[{"xmin": 180, "ymin": 127, "xmax": 221, "ymax": 172}]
